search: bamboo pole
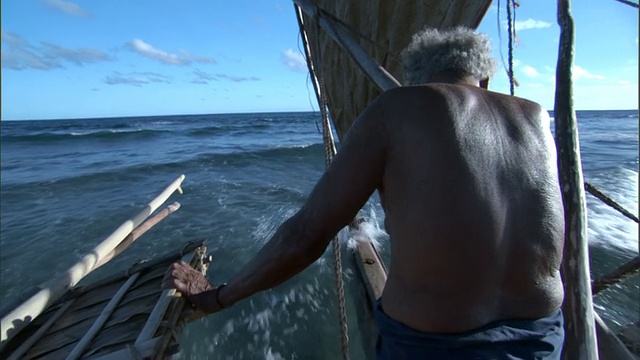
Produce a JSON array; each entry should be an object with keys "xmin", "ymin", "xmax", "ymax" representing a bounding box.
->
[
  {"xmin": 293, "ymin": 0, "xmax": 402, "ymax": 91},
  {"xmin": 553, "ymin": 1, "xmax": 598, "ymax": 359},
  {"xmin": 65, "ymin": 272, "xmax": 141, "ymax": 360},
  {"xmin": 0, "ymin": 175, "xmax": 186, "ymax": 351},
  {"xmin": 94, "ymin": 202, "xmax": 182, "ymax": 270},
  {"xmin": 63, "ymin": 241, "xmax": 201, "ymax": 301}
]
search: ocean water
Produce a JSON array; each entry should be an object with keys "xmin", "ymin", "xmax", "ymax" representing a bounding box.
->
[{"xmin": 0, "ymin": 110, "xmax": 638, "ymax": 359}]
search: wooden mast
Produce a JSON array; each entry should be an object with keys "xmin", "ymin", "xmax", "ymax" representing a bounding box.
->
[{"xmin": 553, "ymin": 0, "xmax": 599, "ymax": 358}]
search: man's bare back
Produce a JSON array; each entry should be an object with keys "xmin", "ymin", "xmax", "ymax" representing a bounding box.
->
[
  {"xmin": 373, "ymin": 84, "xmax": 564, "ymax": 333},
  {"xmin": 165, "ymin": 26, "xmax": 566, "ymax": 359}
]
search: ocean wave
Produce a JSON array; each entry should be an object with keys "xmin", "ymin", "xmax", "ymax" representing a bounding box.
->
[
  {"xmin": 186, "ymin": 123, "xmax": 272, "ymax": 137},
  {"xmin": 1, "ymin": 128, "xmax": 171, "ymax": 143},
  {"xmin": 2, "ymin": 143, "xmax": 325, "ymax": 189},
  {"xmin": 586, "ymin": 167, "xmax": 638, "ymax": 253}
]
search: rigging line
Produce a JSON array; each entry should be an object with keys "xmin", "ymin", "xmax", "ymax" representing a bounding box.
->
[
  {"xmin": 308, "ymin": 8, "xmax": 349, "ymax": 360},
  {"xmin": 584, "ymin": 182, "xmax": 639, "ymax": 223},
  {"xmin": 612, "ymin": 0, "xmax": 640, "ymax": 8},
  {"xmin": 496, "ymin": 0, "xmax": 510, "ymax": 79},
  {"xmin": 506, "ymin": 0, "xmax": 516, "ymax": 95},
  {"xmin": 294, "ymin": 6, "xmax": 323, "ymax": 134}
]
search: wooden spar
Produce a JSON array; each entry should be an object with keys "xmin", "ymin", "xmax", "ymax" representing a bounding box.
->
[
  {"xmin": 294, "ymin": 5, "xmax": 325, "ymax": 117},
  {"xmin": 94, "ymin": 202, "xmax": 182, "ymax": 270},
  {"xmin": 0, "ymin": 175, "xmax": 186, "ymax": 351},
  {"xmin": 592, "ymin": 255, "xmax": 640, "ymax": 295},
  {"xmin": 134, "ymin": 251, "xmax": 194, "ymax": 346},
  {"xmin": 152, "ymin": 246, "xmax": 209, "ymax": 360},
  {"xmin": 65, "ymin": 272, "xmax": 141, "ymax": 360},
  {"xmin": 63, "ymin": 241, "xmax": 202, "ymax": 301},
  {"xmin": 354, "ymin": 240, "xmax": 387, "ymax": 305},
  {"xmin": 293, "ymin": 0, "xmax": 401, "ymax": 91},
  {"xmin": 585, "ymin": 183, "xmax": 639, "ymax": 224},
  {"xmin": 553, "ymin": 1, "xmax": 598, "ymax": 359}
]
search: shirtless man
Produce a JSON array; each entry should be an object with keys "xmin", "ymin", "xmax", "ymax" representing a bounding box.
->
[{"xmin": 165, "ymin": 27, "xmax": 565, "ymax": 359}]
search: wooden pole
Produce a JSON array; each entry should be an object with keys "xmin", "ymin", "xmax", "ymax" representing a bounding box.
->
[
  {"xmin": 293, "ymin": 0, "xmax": 402, "ymax": 91},
  {"xmin": 94, "ymin": 202, "xmax": 181, "ymax": 270},
  {"xmin": 553, "ymin": 1, "xmax": 598, "ymax": 359},
  {"xmin": 592, "ymin": 255, "xmax": 640, "ymax": 295},
  {"xmin": 65, "ymin": 272, "xmax": 141, "ymax": 360},
  {"xmin": 134, "ymin": 252, "xmax": 194, "ymax": 346},
  {"xmin": 0, "ymin": 175, "xmax": 185, "ymax": 351}
]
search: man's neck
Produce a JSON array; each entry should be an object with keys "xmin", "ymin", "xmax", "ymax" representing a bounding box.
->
[{"xmin": 427, "ymin": 72, "xmax": 480, "ymax": 87}]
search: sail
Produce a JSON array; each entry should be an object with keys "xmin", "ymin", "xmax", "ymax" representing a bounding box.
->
[{"xmin": 300, "ymin": 0, "xmax": 493, "ymax": 140}]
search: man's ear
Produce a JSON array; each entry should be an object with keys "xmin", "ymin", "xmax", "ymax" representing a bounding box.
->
[{"xmin": 480, "ymin": 78, "xmax": 489, "ymax": 89}]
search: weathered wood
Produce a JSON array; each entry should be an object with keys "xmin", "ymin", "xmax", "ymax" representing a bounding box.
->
[
  {"xmin": 65, "ymin": 272, "xmax": 141, "ymax": 360},
  {"xmin": 134, "ymin": 251, "xmax": 193, "ymax": 346},
  {"xmin": 294, "ymin": 0, "xmax": 401, "ymax": 92},
  {"xmin": 0, "ymin": 175, "xmax": 185, "ymax": 351},
  {"xmin": 353, "ymin": 236, "xmax": 387, "ymax": 307},
  {"xmin": 6, "ymin": 300, "xmax": 75, "ymax": 360},
  {"xmin": 63, "ymin": 241, "xmax": 201, "ymax": 301},
  {"xmin": 553, "ymin": 1, "xmax": 598, "ymax": 359},
  {"xmin": 94, "ymin": 202, "xmax": 182, "ymax": 270},
  {"xmin": 89, "ymin": 337, "xmax": 162, "ymax": 360},
  {"xmin": 152, "ymin": 246, "xmax": 209, "ymax": 360},
  {"xmin": 594, "ymin": 312, "xmax": 637, "ymax": 360},
  {"xmin": 592, "ymin": 255, "xmax": 640, "ymax": 295}
]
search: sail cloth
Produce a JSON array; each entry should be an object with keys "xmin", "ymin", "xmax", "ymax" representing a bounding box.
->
[{"xmin": 300, "ymin": 0, "xmax": 492, "ymax": 140}]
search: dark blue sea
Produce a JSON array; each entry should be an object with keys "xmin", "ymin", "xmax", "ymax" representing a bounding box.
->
[{"xmin": 1, "ymin": 110, "xmax": 638, "ymax": 359}]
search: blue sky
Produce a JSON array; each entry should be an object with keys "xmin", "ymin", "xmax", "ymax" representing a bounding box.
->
[{"xmin": 1, "ymin": 0, "xmax": 638, "ymax": 120}]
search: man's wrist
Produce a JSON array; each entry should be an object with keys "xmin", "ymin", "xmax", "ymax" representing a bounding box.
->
[{"xmin": 215, "ymin": 284, "xmax": 227, "ymax": 309}]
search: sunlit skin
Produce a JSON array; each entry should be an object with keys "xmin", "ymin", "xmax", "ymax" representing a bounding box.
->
[{"xmin": 163, "ymin": 71, "xmax": 565, "ymax": 332}]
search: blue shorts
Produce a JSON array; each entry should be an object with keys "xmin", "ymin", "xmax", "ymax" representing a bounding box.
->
[{"xmin": 374, "ymin": 299, "xmax": 564, "ymax": 360}]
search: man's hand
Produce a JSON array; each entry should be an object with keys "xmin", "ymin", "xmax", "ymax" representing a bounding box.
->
[{"xmin": 162, "ymin": 261, "xmax": 224, "ymax": 314}]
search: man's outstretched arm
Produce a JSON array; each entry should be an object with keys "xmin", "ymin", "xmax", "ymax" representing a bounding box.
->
[{"xmin": 165, "ymin": 97, "xmax": 389, "ymax": 313}]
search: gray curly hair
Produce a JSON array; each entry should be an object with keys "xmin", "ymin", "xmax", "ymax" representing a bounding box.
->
[{"xmin": 401, "ymin": 27, "xmax": 496, "ymax": 85}]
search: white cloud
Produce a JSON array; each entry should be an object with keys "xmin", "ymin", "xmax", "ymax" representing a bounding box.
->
[
  {"xmin": 514, "ymin": 18, "xmax": 552, "ymax": 31},
  {"xmin": 1, "ymin": 30, "xmax": 26, "ymax": 45},
  {"xmin": 127, "ymin": 39, "xmax": 190, "ymax": 65},
  {"xmin": 104, "ymin": 71, "xmax": 172, "ymax": 86},
  {"xmin": 280, "ymin": 49, "xmax": 307, "ymax": 73},
  {"xmin": 45, "ymin": 0, "xmax": 90, "ymax": 17},
  {"xmin": 573, "ymin": 65, "xmax": 605, "ymax": 80},
  {"xmin": 1, "ymin": 31, "xmax": 112, "ymax": 70},
  {"xmin": 126, "ymin": 39, "xmax": 215, "ymax": 66},
  {"xmin": 521, "ymin": 65, "xmax": 540, "ymax": 78},
  {"xmin": 191, "ymin": 69, "xmax": 217, "ymax": 84},
  {"xmin": 179, "ymin": 50, "xmax": 216, "ymax": 64},
  {"xmin": 215, "ymin": 73, "xmax": 261, "ymax": 82}
]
